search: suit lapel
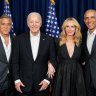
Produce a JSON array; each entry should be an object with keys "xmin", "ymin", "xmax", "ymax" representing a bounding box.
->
[
  {"xmin": 0, "ymin": 37, "xmax": 7, "ymax": 62},
  {"xmin": 84, "ymin": 33, "xmax": 90, "ymax": 55},
  {"xmin": 91, "ymin": 36, "xmax": 96, "ymax": 55},
  {"xmin": 35, "ymin": 33, "xmax": 45, "ymax": 61},
  {"xmin": 25, "ymin": 32, "xmax": 34, "ymax": 61},
  {"xmin": 9, "ymin": 35, "xmax": 15, "ymax": 62}
]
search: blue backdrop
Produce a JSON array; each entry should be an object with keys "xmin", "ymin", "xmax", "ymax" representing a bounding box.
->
[{"xmin": 0, "ymin": 0, "xmax": 96, "ymax": 35}]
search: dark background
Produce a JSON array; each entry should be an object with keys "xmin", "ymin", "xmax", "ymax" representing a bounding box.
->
[{"xmin": 0, "ymin": 0, "xmax": 96, "ymax": 35}]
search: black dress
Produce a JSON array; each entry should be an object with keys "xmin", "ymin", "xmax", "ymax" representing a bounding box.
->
[{"xmin": 52, "ymin": 44, "xmax": 86, "ymax": 96}]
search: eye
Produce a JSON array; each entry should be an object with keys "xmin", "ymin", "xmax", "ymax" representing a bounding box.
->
[
  {"xmin": 66, "ymin": 25, "xmax": 69, "ymax": 28},
  {"xmin": 71, "ymin": 26, "xmax": 76, "ymax": 28}
]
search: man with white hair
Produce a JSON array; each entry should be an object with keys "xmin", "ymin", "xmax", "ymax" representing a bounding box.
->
[{"xmin": 11, "ymin": 12, "xmax": 57, "ymax": 96}]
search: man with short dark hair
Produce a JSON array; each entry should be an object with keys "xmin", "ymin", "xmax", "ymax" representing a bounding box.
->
[{"xmin": 83, "ymin": 9, "xmax": 96, "ymax": 96}]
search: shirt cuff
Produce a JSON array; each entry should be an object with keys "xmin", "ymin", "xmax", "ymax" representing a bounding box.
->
[
  {"xmin": 44, "ymin": 79, "xmax": 50, "ymax": 85},
  {"xmin": 15, "ymin": 79, "xmax": 21, "ymax": 84}
]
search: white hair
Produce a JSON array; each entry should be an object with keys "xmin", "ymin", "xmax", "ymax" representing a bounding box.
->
[{"xmin": 27, "ymin": 12, "xmax": 42, "ymax": 25}]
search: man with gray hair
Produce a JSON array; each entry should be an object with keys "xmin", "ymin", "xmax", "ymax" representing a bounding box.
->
[
  {"xmin": 11, "ymin": 12, "xmax": 57, "ymax": 96},
  {"xmin": 0, "ymin": 15, "xmax": 15, "ymax": 96}
]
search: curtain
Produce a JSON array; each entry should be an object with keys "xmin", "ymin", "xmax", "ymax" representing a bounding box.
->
[{"xmin": 0, "ymin": 0, "xmax": 96, "ymax": 35}]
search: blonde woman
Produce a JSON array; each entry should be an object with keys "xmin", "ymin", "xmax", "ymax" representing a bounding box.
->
[{"xmin": 52, "ymin": 17, "xmax": 86, "ymax": 96}]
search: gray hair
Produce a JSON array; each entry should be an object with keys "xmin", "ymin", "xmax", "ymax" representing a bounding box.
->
[
  {"xmin": 0, "ymin": 14, "xmax": 12, "ymax": 25},
  {"xmin": 27, "ymin": 12, "xmax": 42, "ymax": 25}
]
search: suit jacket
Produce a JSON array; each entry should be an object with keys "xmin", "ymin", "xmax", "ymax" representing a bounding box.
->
[
  {"xmin": 0, "ymin": 35, "xmax": 15, "ymax": 86},
  {"xmin": 82, "ymin": 32, "xmax": 96, "ymax": 88},
  {"xmin": 11, "ymin": 32, "xmax": 57, "ymax": 92}
]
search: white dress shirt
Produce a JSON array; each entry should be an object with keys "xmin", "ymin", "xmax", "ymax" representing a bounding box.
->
[
  {"xmin": 1, "ymin": 35, "xmax": 11, "ymax": 62},
  {"xmin": 30, "ymin": 32, "xmax": 40, "ymax": 61},
  {"xmin": 15, "ymin": 32, "xmax": 50, "ymax": 84},
  {"xmin": 0, "ymin": 35, "xmax": 11, "ymax": 74},
  {"xmin": 87, "ymin": 29, "xmax": 96, "ymax": 54}
]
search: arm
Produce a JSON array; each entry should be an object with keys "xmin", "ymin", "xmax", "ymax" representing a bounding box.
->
[
  {"xmin": 39, "ymin": 37, "xmax": 57, "ymax": 91},
  {"xmin": 11, "ymin": 37, "xmax": 25, "ymax": 93},
  {"xmin": 49, "ymin": 37, "xmax": 57, "ymax": 70},
  {"xmin": 11, "ymin": 37, "xmax": 20, "ymax": 81}
]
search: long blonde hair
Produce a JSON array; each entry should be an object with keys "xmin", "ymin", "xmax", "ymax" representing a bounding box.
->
[{"xmin": 60, "ymin": 17, "xmax": 82, "ymax": 46}]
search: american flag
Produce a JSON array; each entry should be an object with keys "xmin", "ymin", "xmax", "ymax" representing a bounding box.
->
[
  {"xmin": 3, "ymin": 0, "xmax": 14, "ymax": 34},
  {"xmin": 46, "ymin": 0, "xmax": 60, "ymax": 38}
]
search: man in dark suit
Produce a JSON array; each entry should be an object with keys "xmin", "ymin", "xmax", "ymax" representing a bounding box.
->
[
  {"xmin": 11, "ymin": 12, "xmax": 57, "ymax": 96},
  {"xmin": 83, "ymin": 9, "xmax": 96, "ymax": 96},
  {"xmin": 0, "ymin": 15, "xmax": 15, "ymax": 96}
]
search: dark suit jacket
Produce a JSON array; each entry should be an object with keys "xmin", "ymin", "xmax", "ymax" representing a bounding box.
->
[
  {"xmin": 11, "ymin": 32, "xmax": 57, "ymax": 92},
  {"xmin": 0, "ymin": 35, "xmax": 15, "ymax": 88},
  {"xmin": 82, "ymin": 32, "xmax": 96, "ymax": 88}
]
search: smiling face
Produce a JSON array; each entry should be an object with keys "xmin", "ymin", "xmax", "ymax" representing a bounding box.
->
[
  {"xmin": 84, "ymin": 10, "xmax": 96, "ymax": 33},
  {"xmin": 65, "ymin": 20, "xmax": 76, "ymax": 37},
  {"xmin": 0, "ymin": 18, "xmax": 12, "ymax": 36},
  {"xmin": 27, "ymin": 13, "xmax": 42, "ymax": 35}
]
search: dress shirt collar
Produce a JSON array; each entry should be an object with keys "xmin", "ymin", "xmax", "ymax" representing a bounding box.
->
[
  {"xmin": 30, "ymin": 31, "xmax": 40, "ymax": 38},
  {"xmin": 87, "ymin": 29, "xmax": 96, "ymax": 35}
]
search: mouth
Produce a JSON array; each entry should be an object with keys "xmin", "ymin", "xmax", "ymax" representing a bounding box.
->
[{"xmin": 87, "ymin": 23, "xmax": 94, "ymax": 27}]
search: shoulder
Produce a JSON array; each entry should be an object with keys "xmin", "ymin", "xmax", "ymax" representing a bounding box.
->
[
  {"xmin": 10, "ymin": 34, "xmax": 16, "ymax": 40},
  {"xmin": 16, "ymin": 32, "xmax": 29, "ymax": 40}
]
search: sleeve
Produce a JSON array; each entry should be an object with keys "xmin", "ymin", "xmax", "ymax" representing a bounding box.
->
[
  {"xmin": 49, "ymin": 37, "xmax": 57, "ymax": 70},
  {"xmin": 11, "ymin": 37, "xmax": 20, "ymax": 81}
]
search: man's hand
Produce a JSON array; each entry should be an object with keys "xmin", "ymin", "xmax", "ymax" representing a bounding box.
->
[
  {"xmin": 15, "ymin": 81, "xmax": 25, "ymax": 93},
  {"xmin": 47, "ymin": 62, "xmax": 55, "ymax": 79},
  {"xmin": 39, "ymin": 80, "xmax": 49, "ymax": 91}
]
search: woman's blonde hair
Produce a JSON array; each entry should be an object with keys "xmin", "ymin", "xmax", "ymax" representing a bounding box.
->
[{"xmin": 60, "ymin": 17, "xmax": 82, "ymax": 46}]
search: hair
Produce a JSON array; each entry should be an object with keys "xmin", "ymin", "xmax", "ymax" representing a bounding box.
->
[
  {"xmin": 27, "ymin": 12, "xmax": 42, "ymax": 25},
  {"xmin": 0, "ymin": 14, "xmax": 12, "ymax": 25},
  {"xmin": 84, "ymin": 9, "xmax": 96, "ymax": 18},
  {"xmin": 60, "ymin": 17, "xmax": 82, "ymax": 46}
]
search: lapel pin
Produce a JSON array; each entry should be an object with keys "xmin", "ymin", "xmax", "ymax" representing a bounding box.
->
[{"xmin": 43, "ymin": 39, "xmax": 45, "ymax": 40}]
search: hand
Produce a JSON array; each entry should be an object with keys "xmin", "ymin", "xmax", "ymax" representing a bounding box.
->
[
  {"xmin": 15, "ymin": 81, "xmax": 25, "ymax": 93},
  {"xmin": 47, "ymin": 62, "xmax": 55, "ymax": 79},
  {"xmin": 39, "ymin": 80, "xmax": 49, "ymax": 91}
]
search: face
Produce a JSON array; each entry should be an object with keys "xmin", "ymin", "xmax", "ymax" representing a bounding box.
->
[
  {"xmin": 84, "ymin": 10, "xmax": 96, "ymax": 32},
  {"xmin": 65, "ymin": 21, "xmax": 76, "ymax": 36},
  {"xmin": 0, "ymin": 18, "xmax": 11, "ymax": 36},
  {"xmin": 27, "ymin": 14, "xmax": 41, "ymax": 35}
]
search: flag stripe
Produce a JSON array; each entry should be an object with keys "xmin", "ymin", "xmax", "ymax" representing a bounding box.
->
[
  {"xmin": 3, "ymin": 0, "xmax": 14, "ymax": 34},
  {"xmin": 46, "ymin": 2, "xmax": 60, "ymax": 38}
]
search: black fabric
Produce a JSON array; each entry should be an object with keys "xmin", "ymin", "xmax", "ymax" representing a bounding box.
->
[
  {"xmin": 52, "ymin": 44, "xmax": 86, "ymax": 96},
  {"xmin": 11, "ymin": 32, "xmax": 57, "ymax": 92},
  {"xmin": 0, "ymin": 74, "xmax": 15, "ymax": 96},
  {"xmin": 0, "ymin": 75, "xmax": 9, "ymax": 92},
  {"xmin": 15, "ymin": 88, "xmax": 49, "ymax": 96}
]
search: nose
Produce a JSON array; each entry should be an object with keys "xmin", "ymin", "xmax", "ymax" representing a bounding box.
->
[
  {"xmin": 32, "ymin": 22, "xmax": 36, "ymax": 26},
  {"xmin": 87, "ymin": 17, "xmax": 92, "ymax": 23},
  {"xmin": 4, "ymin": 24, "xmax": 8, "ymax": 29}
]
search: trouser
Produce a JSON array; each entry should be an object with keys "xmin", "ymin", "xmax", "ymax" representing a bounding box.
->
[
  {"xmin": 0, "ymin": 74, "xmax": 15, "ymax": 96},
  {"xmin": 87, "ymin": 78, "xmax": 96, "ymax": 96},
  {"xmin": 15, "ymin": 83, "xmax": 49, "ymax": 96}
]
